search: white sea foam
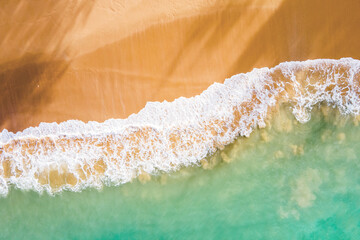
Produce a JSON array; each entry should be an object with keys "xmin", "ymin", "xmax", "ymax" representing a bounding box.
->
[{"xmin": 0, "ymin": 58, "xmax": 359, "ymax": 196}]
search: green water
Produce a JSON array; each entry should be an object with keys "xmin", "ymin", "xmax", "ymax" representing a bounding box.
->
[{"xmin": 1, "ymin": 107, "xmax": 360, "ymax": 239}]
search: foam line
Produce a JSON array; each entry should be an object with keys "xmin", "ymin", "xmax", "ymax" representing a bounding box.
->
[{"xmin": 0, "ymin": 58, "xmax": 359, "ymax": 195}]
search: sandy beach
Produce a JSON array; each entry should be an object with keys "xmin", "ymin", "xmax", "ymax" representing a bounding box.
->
[
  {"xmin": 2, "ymin": 1, "xmax": 360, "ymax": 238},
  {"xmin": 1, "ymin": 0, "xmax": 360, "ymax": 133}
]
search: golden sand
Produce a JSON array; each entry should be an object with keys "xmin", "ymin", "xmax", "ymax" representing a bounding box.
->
[{"xmin": 1, "ymin": 0, "xmax": 360, "ymax": 132}]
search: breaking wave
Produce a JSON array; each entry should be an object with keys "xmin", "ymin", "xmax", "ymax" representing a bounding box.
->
[{"xmin": 1, "ymin": 58, "xmax": 360, "ymax": 196}]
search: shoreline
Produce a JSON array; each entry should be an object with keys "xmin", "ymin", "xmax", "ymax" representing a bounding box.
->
[{"xmin": 0, "ymin": 58, "xmax": 359, "ymax": 195}]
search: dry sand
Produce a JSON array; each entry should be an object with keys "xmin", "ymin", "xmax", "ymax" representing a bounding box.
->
[{"xmin": 1, "ymin": 0, "xmax": 360, "ymax": 132}]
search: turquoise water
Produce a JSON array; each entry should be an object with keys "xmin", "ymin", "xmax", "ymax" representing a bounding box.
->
[{"xmin": 1, "ymin": 106, "xmax": 360, "ymax": 239}]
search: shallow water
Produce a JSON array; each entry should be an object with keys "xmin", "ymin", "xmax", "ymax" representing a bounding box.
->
[{"xmin": 0, "ymin": 106, "xmax": 359, "ymax": 239}]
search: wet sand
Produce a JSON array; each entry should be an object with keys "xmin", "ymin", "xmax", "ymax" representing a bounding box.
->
[{"xmin": 1, "ymin": 0, "xmax": 360, "ymax": 132}]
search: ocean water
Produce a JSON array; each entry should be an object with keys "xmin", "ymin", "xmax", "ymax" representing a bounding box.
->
[{"xmin": 1, "ymin": 106, "xmax": 359, "ymax": 239}]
